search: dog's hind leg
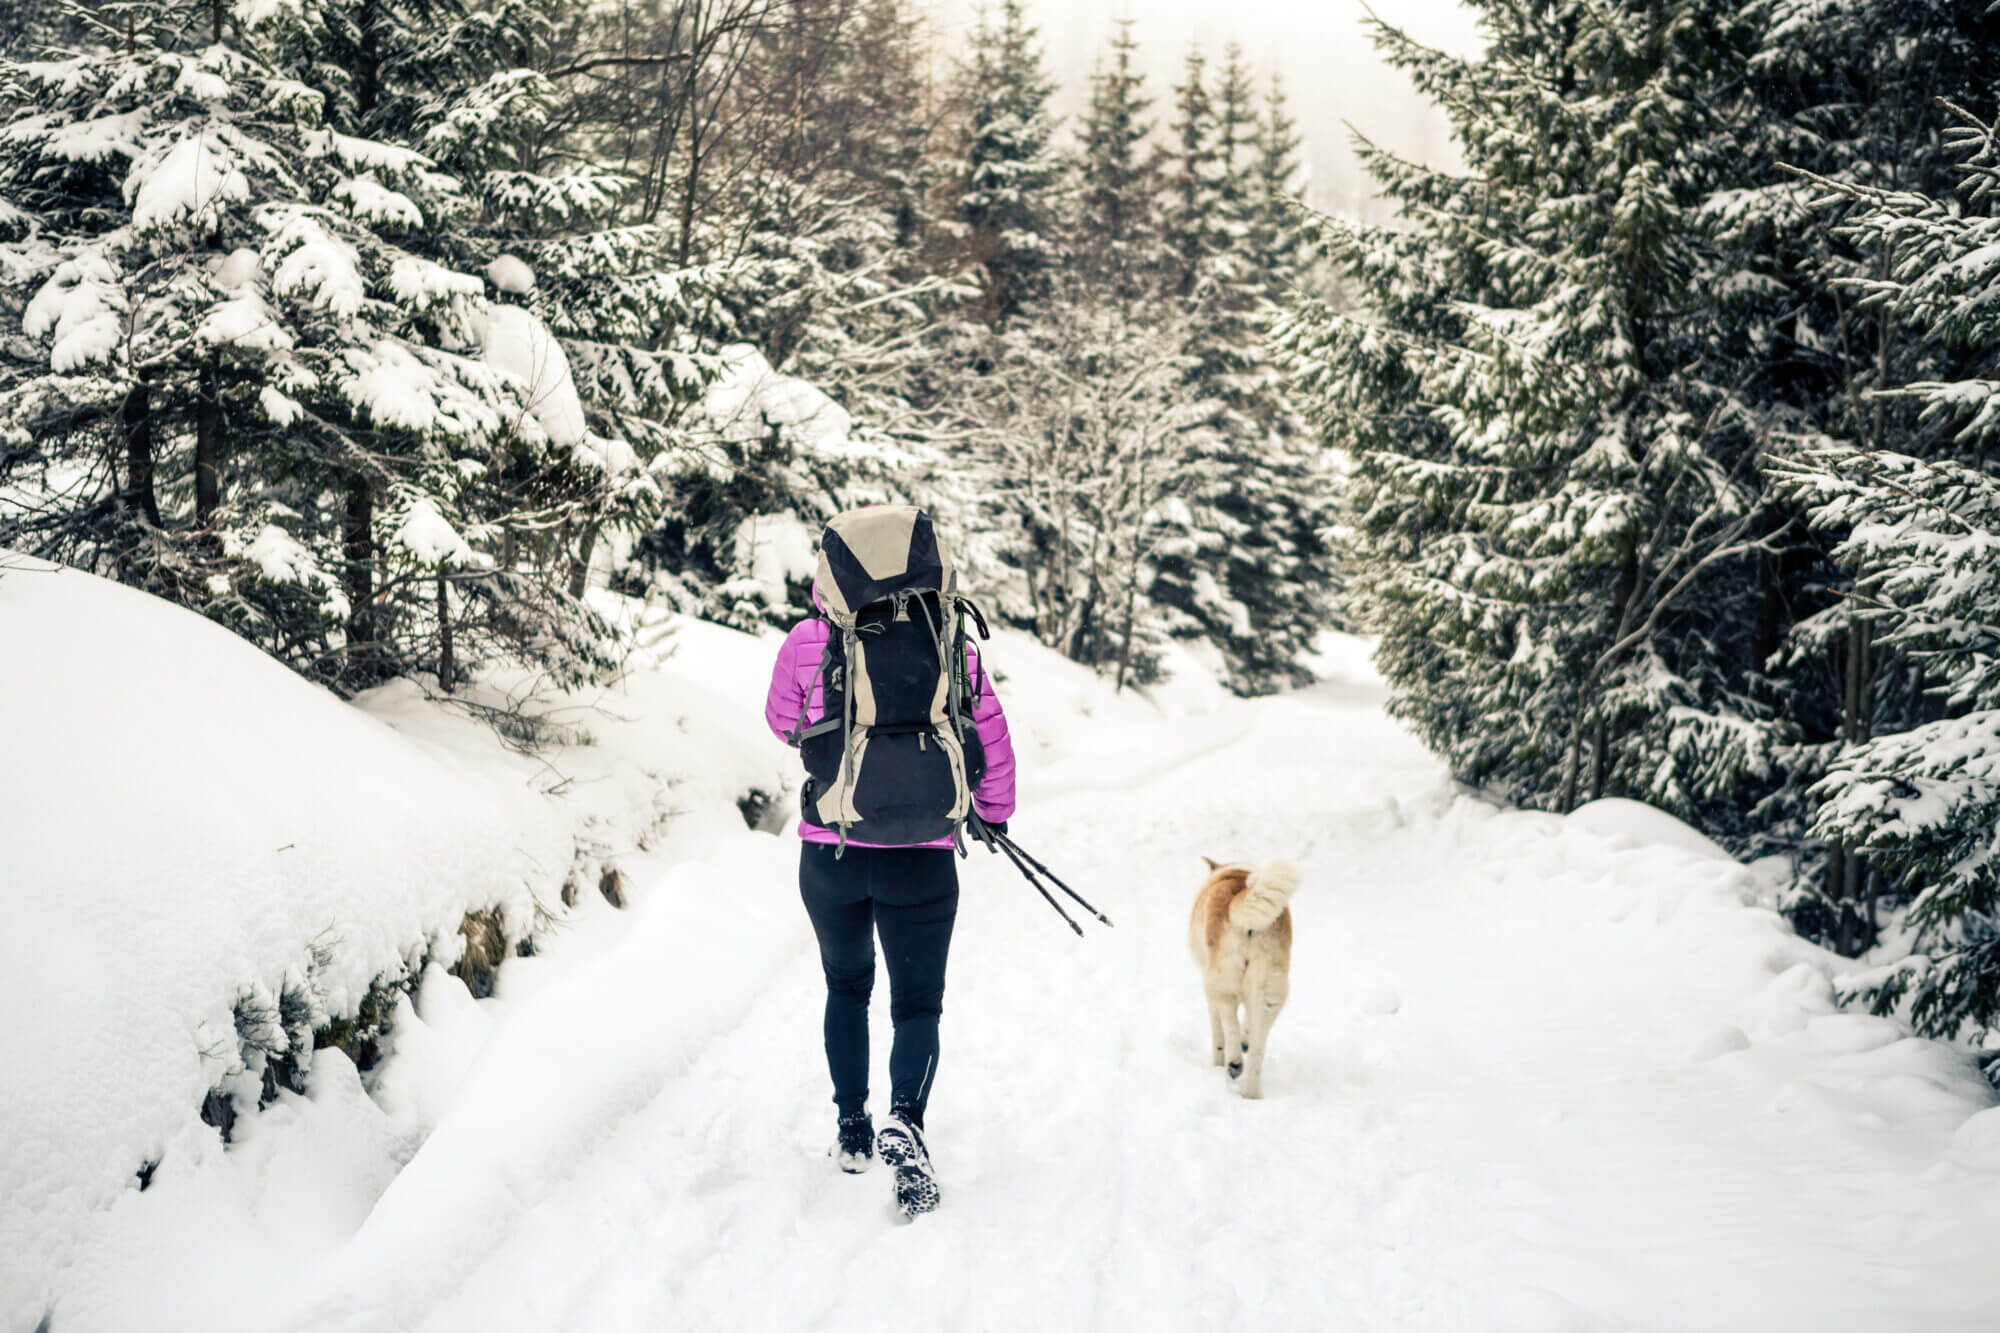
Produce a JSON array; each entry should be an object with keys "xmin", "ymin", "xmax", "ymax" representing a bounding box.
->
[
  {"xmin": 1210, "ymin": 992, "xmax": 1243, "ymax": 1073},
  {"xmin": 1240, "ymin": 970, "xmax": 1288, "ymax": 1099},
  {"xmin": 1209, "ymin": 990, "xmax": 1244, "ymax": 1079}
]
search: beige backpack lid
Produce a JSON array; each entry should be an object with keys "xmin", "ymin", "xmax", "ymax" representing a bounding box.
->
[{"xmin": 813, "ymin": 505, "xmax": 955, "ymax": 623}]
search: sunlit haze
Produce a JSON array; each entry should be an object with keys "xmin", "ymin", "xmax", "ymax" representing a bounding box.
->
[{"xmin": 927, "ymin": 0, "xmax": 1485, "ymax": 218}]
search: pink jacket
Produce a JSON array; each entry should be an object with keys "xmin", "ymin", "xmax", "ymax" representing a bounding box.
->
[{"xmin": 765, "ymin": 614, "xmax": 1017, "ymax": 848}]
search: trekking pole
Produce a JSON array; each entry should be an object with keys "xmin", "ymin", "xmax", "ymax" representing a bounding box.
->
[
  {"xmin": 990, "ymin": 832, "xmax": 1084, "ymax": 936},
  {"xmin": 992, "ymin": 831, "xmax": 1114, "ymax": 928}
]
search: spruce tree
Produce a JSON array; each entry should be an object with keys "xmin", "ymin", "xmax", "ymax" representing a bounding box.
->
[
  {"xmin": 1280, "ymin": 2, "xmax": 1783, "ymax": 808},
  {"xmin": 955, "ymin": 0, "xmax": 1064, "ymax": 329},
  {"xmin": 0, "ymin": 0, "xmax": 699, "ymax": 693},
  {"xmin": 1075, "ymin": 17, "xmax": 1161, "ymax": 304},
  {"xmin": 1766, "ymin": 95, "xmax": 2000, "ymax": 1049},
  {"xmin": 1143, "ymin": 41, "xmax": 1336, "ymax": 694}
]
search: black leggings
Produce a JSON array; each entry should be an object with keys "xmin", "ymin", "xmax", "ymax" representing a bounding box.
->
[{"xmin": 799, "ymin": 843, "xmax": 959, "ymax": 1126}]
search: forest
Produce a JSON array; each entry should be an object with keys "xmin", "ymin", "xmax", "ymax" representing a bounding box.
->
[{"xmin": 6, "ymin": 0, "xmax": 2000, "ymax": 1073}]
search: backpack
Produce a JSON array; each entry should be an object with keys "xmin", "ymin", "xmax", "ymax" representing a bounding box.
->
[{"xmin": 789, "ymin": 505, "xmax": 990, "ymax": 850}]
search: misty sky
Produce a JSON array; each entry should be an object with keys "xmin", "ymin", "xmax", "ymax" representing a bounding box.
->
[{"xmin": 927, "ymin": 0, "xmax": 1486, "ymax": 219}]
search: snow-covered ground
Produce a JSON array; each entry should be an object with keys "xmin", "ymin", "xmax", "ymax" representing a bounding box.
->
[{"xmin": 13, "ymin": 579, "xmax": 2000, "ymax": 1332}]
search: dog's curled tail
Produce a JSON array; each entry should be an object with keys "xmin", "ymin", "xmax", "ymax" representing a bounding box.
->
[{"xmin": 1230, "ymin": 860, "xmax": 1301, "ymax": 931}]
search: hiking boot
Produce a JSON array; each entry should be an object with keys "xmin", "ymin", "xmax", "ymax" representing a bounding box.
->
[
  {"xmin": 834, "ymin": 1112, "xmax": 873, "ymax": 1174},
  {"xmin": 875, "ymin": 1107, "xmax": 939, "ymax": 1219}
]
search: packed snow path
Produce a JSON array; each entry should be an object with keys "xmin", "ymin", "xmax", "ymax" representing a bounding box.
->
[{"xmin": 278, "ymin": 674, "xmax": 2000, "ymax": 1333}]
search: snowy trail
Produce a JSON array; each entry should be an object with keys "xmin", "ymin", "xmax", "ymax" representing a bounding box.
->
[{"xmin": 277, "ymin": 676, "xmax": 2000, "ymax": 1333}]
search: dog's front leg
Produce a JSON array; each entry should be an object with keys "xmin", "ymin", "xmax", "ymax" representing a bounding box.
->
[{"xmin": 1207, "ymin": 995, "xmax": 1228, "ymax": 1067}]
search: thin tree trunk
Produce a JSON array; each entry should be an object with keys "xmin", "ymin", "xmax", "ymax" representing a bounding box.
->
[
  {"xmin": 1589, "ymin": 716, "xmax": 1611, "ymax": 802},
  {"xmin": 435, "ymin": 569, "xmax": 454, "ymax": 691},
  {"xmin": 568, "ymin": 523, "xmax": 599, "ymax": 599},
  {"xmin": 120, "ymin": 381, "xmax": 160, "ymax": 527},
  {"xmin": 343, "ymin": 476, "xmax": 377, "ymax": 683},
  {"xmin": 194, "ymin": 360, "xmax": 222, "ymax": 526}
]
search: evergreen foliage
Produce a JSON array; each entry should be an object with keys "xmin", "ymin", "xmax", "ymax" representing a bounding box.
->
[
  {"xmin": 954, "ymin": 0, "xmax": 1064, "ymax": 330},
  {"xmin": 0, "ymin": 0, "xmax": 707, "ymax": 695},
  {"xmin": 1282, "ymin": 2, "xmax": 1796, "ymax": 813},
  {"xmin": 1770, "ymin": 97, "xmax": 2000, "ymax": 1053}
]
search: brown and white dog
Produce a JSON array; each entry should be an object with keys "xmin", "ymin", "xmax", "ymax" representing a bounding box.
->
[{"xmin": 1188, "ymin": 858, "xmax": 1299, "ymax": 1098}]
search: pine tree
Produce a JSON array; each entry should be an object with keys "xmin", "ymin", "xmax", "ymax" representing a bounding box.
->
[
  {"xmin": 1280, "ymin": 2, "xmax": 1784, "ymax": 809},
  {"xmin": 1248, "ymin": 71, "xmax": 1306, "ymax": 308},
  {"xmin": 0, "ymin": 0, "xmax": 702, "ymax": 694},
  {"xmin": 955, "ymin": 0, "xmax": 1064, "ymax": 329},
  {"xmin": 1141, "ymin": 41, "xmax": 1336, "ymax": 694},
  {"xmin": 1765, "ymin": 93, "xmax": 2000, "ymax": 1049},
  {"xmin": 1713, "ymin": 0, "xmax": 2000, "ymax": 949},
  {"xmin": 1075, "ymin": 17, "xmax": 1161, "ymax": 304}
]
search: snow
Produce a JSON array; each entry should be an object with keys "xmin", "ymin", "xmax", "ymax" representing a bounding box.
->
[
  {"xmin": 12, "ymin": 584, "xmax": 2000, "ymax": 1332},
  {"xmin": 23, "ymin": 253, "xmax": 123, "ymax": 371},
  {"xmin": 196, "ymin": 289, "xmax": 292, "ymax": 352},
  {"xmin": 485, "ymin": 255, "xmax": 534, "ymax": 294},
  {"xmin": 1567, "ymin": 796, "xmax": 1739, "ymax": 864},
  {"xmin": 230, "ymin": 524, "xmax": 346, "ymax": 613},
  {"xmin": 698, "ymin": 343, "xmax": 852, "ymax": 452},
  {"xmin": 0, "ymin": 555, "xmax": 569, "ymax": 1329},
  {"xmin": 729, "ymin": 511, "xmax": 817, "ymax": 608},
  {"xmin": 127, "ymin": 132, "xmax": 250, "ymax": 235},
  {"xmin": 337, "ymin": 342, "xmax": 503, "ymax": 439},
  {"xmin": 391, "ymin": 497, "xmax": 474, "ymax": 568},
  {"xmin": 333, "ymin": 175, "xmax": 424, "ymax": 230},
  {"xmin": 0, "ymin": 567, "xmax": 791, "ymax": 1333},
  {"xmin": 211, "ymin": 247, "xmax": 260, "ymax": 292},
  {"xmin": 267, "ymin": 214, "xmax": 365, "ymax": 321},
  {"xmin": 473, "ymin": 304, "xmax": 586, "ymax": 447},
  {"xmin": 386, "ymin": 257, "xmax": 483, "ymax": 313}
]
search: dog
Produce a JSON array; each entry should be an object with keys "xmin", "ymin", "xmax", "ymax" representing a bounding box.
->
[{"xmin": 1188, "ymin": 857, "xmax": 1299, "ymax": 1098}]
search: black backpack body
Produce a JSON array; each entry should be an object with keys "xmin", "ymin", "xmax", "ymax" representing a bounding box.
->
[{"xmin": 791, "ymin": 508, "xmax": 989, "ymax": 849}]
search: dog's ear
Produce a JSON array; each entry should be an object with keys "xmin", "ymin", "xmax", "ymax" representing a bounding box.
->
[{"xmin": 1201, "ymin": 856, "xmax": 1220, "ymax": 872}]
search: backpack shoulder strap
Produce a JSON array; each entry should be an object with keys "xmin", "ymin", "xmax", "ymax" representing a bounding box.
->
[{"xmin": 785, "ymin": 614, "xmax": 838, "ymax": 748}]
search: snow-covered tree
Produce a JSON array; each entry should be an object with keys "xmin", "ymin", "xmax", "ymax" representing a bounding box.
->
[
  {"xmin": 1074, "ymin": 17, "xmax": 1162, "ymax": 305},
  {"xmin": 1280, "ymin": 1, "xmax": 1787, "ymax": 812},
  {"xmin": 1767, "ymin": 98, "xmax": 2000, "ymax": 1047},
  {"xmin": 0, "ymin": 0, "xmax": 706, "ymax": 694},
  {"xmin": 953, "ymin": 0, "xmax": 1065, "ymax": 329}
]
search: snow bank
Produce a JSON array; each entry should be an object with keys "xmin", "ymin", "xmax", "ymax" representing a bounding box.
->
[
  {"xmin": 0, "ymin": 556, "xmax": 567, "ymax": 1328},
  {"xmin": 0, "ymin": 562, "xmax": 791, "ymax": 1332}
]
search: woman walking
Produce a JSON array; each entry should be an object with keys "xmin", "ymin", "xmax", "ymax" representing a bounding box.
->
[{"xmin": 764, "ymin": 506, "xmax": 1016, "ymax": 1219}]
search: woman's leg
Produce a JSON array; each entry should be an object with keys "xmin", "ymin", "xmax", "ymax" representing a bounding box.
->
[
  {"xmin": 799, "ymin": 843, "xmax": 875, "ymax": 1117},
  {"xmin": 871, "ymin": 849, "xmax": 960, "ymax": 1125}
]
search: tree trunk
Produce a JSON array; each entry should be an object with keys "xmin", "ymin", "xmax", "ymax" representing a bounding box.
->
[
  {"xmin": 435, "ymin": 569, "xmax": 454, "ymax": 691},
  {"xmin": 343, "ymin": 476, "xmax": 377, "ymax": 684},
  {"xmin": 1589, "ymin": 715, "xmax": 1611, "ymax": 802},
  {"xmin": 120, "ymin": 381, "xmax": 160, "ymax": 527},
  {"xmin": 1828, "ymin": 612, "xmax": 1876, "ymax": 954},
  {"xmin": 194, "ymin": 360, "xmax": 222, "ymax": 526},
  {"xmin": 568, "ymin": 523, "xmax": 599, "ymax": 600}
]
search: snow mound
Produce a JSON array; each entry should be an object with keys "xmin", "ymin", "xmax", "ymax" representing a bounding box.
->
[
  {"xmin": 1568, "ymin": 796, "xmax": 1736, "ymax": 863},
  {"xmin": 0, "ymin": 556, "xmax": 568, "ymax": 1329}
]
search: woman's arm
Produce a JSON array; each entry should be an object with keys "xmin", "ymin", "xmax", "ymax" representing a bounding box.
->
[
  {"xmin": 966, "ymin": 643, "xmax": 1016, "ymax": 823},
  {"xmin": 764, "ymin": 622, "xmax": 816, "ymax": 745}
]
